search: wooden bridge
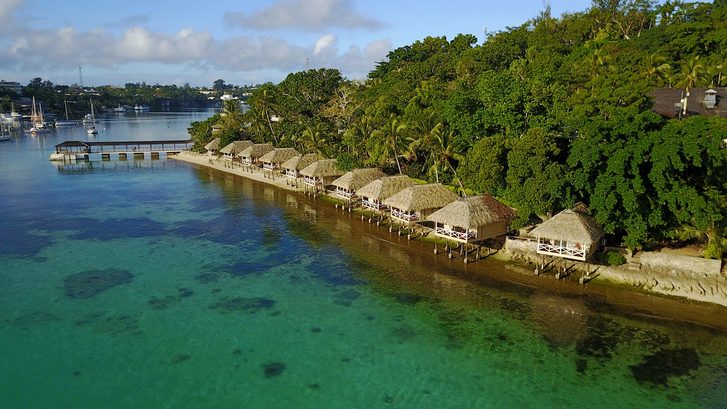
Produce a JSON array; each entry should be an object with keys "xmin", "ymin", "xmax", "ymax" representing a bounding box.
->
[{"xmin": 52, "ymin": 139, "xmax": 193, "ymax": 161}]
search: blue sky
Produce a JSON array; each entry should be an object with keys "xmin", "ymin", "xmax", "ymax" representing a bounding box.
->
[{"xmin": 0, "ymin": 0, "xmax": 593, "ymax": 87}]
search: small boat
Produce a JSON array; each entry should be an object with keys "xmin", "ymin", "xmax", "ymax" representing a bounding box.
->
[
  {"xmin": 133, "ymin": 104, "xmax": 150, "ymax": 111},
  {"xmin": 28, "ymin": 97, "xmax": 49, "ymax": 134},
  {"xmin": 86, "ymin": 98, "xmax": 98, "ymax": 135},
  {"xmin": 55, "ymin": 100, "xmax": 78, "ymax": 127},
  {"xmin": 112, "ymin": 104, "xmax": 126, "ymax": 113}
]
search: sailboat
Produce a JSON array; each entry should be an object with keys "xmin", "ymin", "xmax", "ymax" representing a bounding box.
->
[
  {"xmin": 55, "ymin": 100, "xmax": 78, "ymax": 127},
  {"xmin": 28, "ymin": 97, "xmax": 48, "ymax": 134},
  {"xmin": 85, "ymin": 98, "xmax": 98, "ymax": 135}
]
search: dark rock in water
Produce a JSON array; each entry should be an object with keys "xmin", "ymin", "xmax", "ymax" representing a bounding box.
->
[
  {"xmin": 209, "ymin": 296, "xmax": 276, "ymax": 314},
  {"xmin": 310, "ymin": 327, "xmax": 322, "ymax": 333},
  {"xmin": 630, "ymin": 348, "xmax": 701, "ymax": 386},
  {"xmin": 261, "ymin": 225, "xmax": 281, "ymax": 247},
  {"xmin": 148, "ymin": 295, "xmax": 180, "ymax": 310},
  {"xmin": 64, "ymin": 269, "xmax": 133, "ymax": 299},
  {"xmin": 211, "ymin": 288, "xmax": 221, "ymax": 294},
  {"xmin": 194, "ymin": 272, "xmax": 220, "ymax": 284},
  {"xmin": 10, "ymin": 312, "xmax": 59, "ymax": 329},
  {"xmin": 308, "ymin": 383, "xmax": 321, "ymax": 390},
  {"xmin": 391, "ymin": 324, "xmax": 418, "ymax": 342},
  {"xmin": 575, "ymin": 316, "xmax": 632, "ymax": 361},
  {"xmin": 178, "ymin": 288, "xmax": 194, "ymax": 298},
  {"xmin": 393, "ymin": 292, "xmax": 426, "ymax": 306},
  {"xmin": 333, "ymin": 288, "xmax": 361, "ymax": 306},
  {"xmin": 171, "ymin": 353, "xmax": 191, "ymax": 364},
  {"xmin": 75, "ymin": 312, "xmax": 142, "ymax": 336},
  {"xmin": 262, "ymin": 362, "xmax": 286, "ymax": 378},
  {"xmin": 383, "ymin": 395, "xmax": 394, "ymax": 404}
]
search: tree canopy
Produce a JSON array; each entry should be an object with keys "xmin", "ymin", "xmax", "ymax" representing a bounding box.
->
[{"xmin": 193, "ymin": 0, "xmax": 727, "ymax": 257}]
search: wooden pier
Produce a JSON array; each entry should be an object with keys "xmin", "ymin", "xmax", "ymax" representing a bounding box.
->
[{"xmin": 52, "ymin": 139, "xmax": 193, "ymax": 161}]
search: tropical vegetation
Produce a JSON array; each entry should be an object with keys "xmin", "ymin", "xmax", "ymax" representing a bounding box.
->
[{"xmin": 189, "ymin": 0, "xmax": 727, "ymax": 258}]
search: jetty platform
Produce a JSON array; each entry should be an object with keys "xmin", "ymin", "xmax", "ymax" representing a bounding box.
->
[{"xmin": 51, "ymin": 139, "xmax": 193, "ymax": 161}]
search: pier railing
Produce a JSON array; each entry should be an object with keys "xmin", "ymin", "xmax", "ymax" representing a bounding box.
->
[{"xmin": 54, "ymin": 139, "xmax": 193, "ymax": 154}]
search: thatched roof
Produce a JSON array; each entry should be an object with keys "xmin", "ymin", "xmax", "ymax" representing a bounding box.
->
[
  {"xmin": 204, "ymin": 137, "xmax": 221, "ymax": 151},
  {"xmin": 332, "ymin": 168, "xmax": 386, "ymax": 191},
  {"xmin": 239, "ymin": 143, "xmax": 274, "ymax": 159},
  {"xmin": 259, "ymin": 147, "xmax": 299, "ymax": 164},
  {"xmin": 281, "ymin": 153, "xmax": 319, "ymax": 171},
  {"xmin": 300, "ymin": 159, "xmax": 344, "ymax": 178},
  {"xmin": 427, "ymin": 195, "xmax": 516, "ymax": 229},
  {"xmin": 529, "ymin": 204, "xmax": 604, "ymax": 245},
  {"xmin": 356, "ymin": 175, "xmax": 417, "ymax": 201},
  {"xmin": 219, "ymin": 140, "xmax": 253, "ymax": 155},
  {"xmin": 383, "ymin": 183, "xmax": 458, "ymax": 212}
]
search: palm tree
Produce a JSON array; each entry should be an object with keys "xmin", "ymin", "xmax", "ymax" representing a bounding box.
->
[
  {"xmin": 678, "ymin": 56, "xmax": 705, "ymax": 93},
  {"xmin": 296, "ymin": 122, "xmax": 328, "ymax": 156},
  {"xmin": 372, "ymin": 114, "xmax": 407, "ymax": 174},
  {"xmin": 424, "ymin": 124, "xmax": 465, "ymax": 193},
  {"xmin": 249, "ymin": 88, "xmax": 279, "ymax": 144},
  {"xmin": 342, "ymin": 115, "xmax": 372, "ymax": 160},
  {"xmin": 644, "ymin": 53, "xmax": 670, "ymax": 84}
]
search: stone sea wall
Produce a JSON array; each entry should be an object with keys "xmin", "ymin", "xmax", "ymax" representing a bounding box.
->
[{"xmin": 504, "ymin": 237, "xmax": 727, "ymax": 307}]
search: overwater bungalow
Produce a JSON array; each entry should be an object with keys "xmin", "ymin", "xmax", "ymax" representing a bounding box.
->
[
  {"xmin": 427, "ymin": 195, "xmax": 515, "ymax": 244},
  {"xmin": 259, "ymin": 148, "xmax": 299, "ymax": 173},
  {"xmin": 529, "ymin": 204, "xmax": 604, "ymax": 262},
  {"xmin": 204, "ymin": 137, "xmax": 221, "ymax": 155},
  {"xmin": 219, "ymin": 140, "xmax": 252, "ymax": 161},
  {"xmin": 238, "ymin": 143, "xmax": 274, "ymax": 167},
  {"xmin": 281, "ymin": 153, "xmax": 319, "ymax": 185},
  {"xmin": 300, "ymin": 159, "xmax": 344, "ymax": 192},
  {"xmin": 331, "ymin": 168, "xmax": 386, "ymax": 202},
  {"xmin": 383, "ymin": 183, "xmax": 459, "ymax": 225},
  {"xmin": 356, "ymin": 175, "xmax": 417, "ymax": 213}
]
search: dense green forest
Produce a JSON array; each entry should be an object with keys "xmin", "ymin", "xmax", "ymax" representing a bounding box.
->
[
  {"xmin": 189, "ymin": 0, "xmax": 727, "ymax": 258},
  {"xmin": 0, "ymin": 79, "xmax": 256, "ymax": 118}
]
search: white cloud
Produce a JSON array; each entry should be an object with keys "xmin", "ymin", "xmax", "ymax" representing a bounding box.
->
[
  {"xmin": 0, "ymin": 3, "xmax": 391, "ymax": 84},
  {"xmin": 224, "ymin": 0, "xmax": 384, "ymax": 32},
  {"xmin": 0, "ymin": 0, "xmax": 22, "ymax": 23},
  {"xmin": 314, "ymin": 34, "xmax": 336, "ymax": 55}
]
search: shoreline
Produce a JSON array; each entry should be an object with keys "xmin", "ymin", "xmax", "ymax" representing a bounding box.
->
[{"xmin": 172, "ymin": 151, "xmax": 727, "ymax": 330}]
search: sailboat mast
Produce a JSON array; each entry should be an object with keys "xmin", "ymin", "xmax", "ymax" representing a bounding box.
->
[{"xmin": 64, "ymin": 100, "xmax": 69, "ymax": 120}]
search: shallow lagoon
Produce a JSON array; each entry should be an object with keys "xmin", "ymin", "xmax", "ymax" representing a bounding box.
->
[{"xmin": 1, "ymin": 112, "xmax": 726, "ymax": 408}]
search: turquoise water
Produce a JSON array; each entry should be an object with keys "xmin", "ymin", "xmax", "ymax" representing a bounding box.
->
[{"xmin": 1, "ymin": 112, "xmax": 726, "ymax": 408}]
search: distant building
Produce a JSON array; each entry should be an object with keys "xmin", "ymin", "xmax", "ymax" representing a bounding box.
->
[
  {"xmin": 0, "ymin": 80, "xmax": 23, "ymax": 94},
  {"xmin": 651, "ymin": 87, "xmax": 727, "ymax": 119}
]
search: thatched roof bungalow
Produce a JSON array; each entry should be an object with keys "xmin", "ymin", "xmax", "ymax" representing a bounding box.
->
[
  {"xmin": 300, "ymin": 159, "xmax": 344, "ymax": 192},
  {"xmin": 356, "ymin": 175, "xmax": 417, "ymax": 212},
  {"xmin": 529, "ymin": 204, "xmax": 604, "ymax": 262},
  {"xmin": 427, "ymin": 195, "xmax": 515, "ymax": 243},
  {"xmin": 383, "ymin": 183, "xmax": 458, "ymax": 224},
  {"xmin": 281, "ymin": 153, "xmax": 319, "ymax": 180},
  {"xmin": 219, "ymin": 140, "xmax": 253, "ymax": 161},
  {"xmin": 332, "ymin": 168, "xmax": 386, "ymax": 201},
  {"xmin": 239, "ymin": 143, "xmax": 274, "ymax": 166},
  {"xmin": 204, "ymin": 137, "xmax": 221, "ymax": 155},
  {"xmin": 260, "ymin": 148, "xmax": 299, "ymax": 172}
]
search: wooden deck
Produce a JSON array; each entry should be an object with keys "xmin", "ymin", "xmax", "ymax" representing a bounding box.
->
[{"xmin": 53, "ymin": 139, "xmax": 193, "ymax": 160}]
